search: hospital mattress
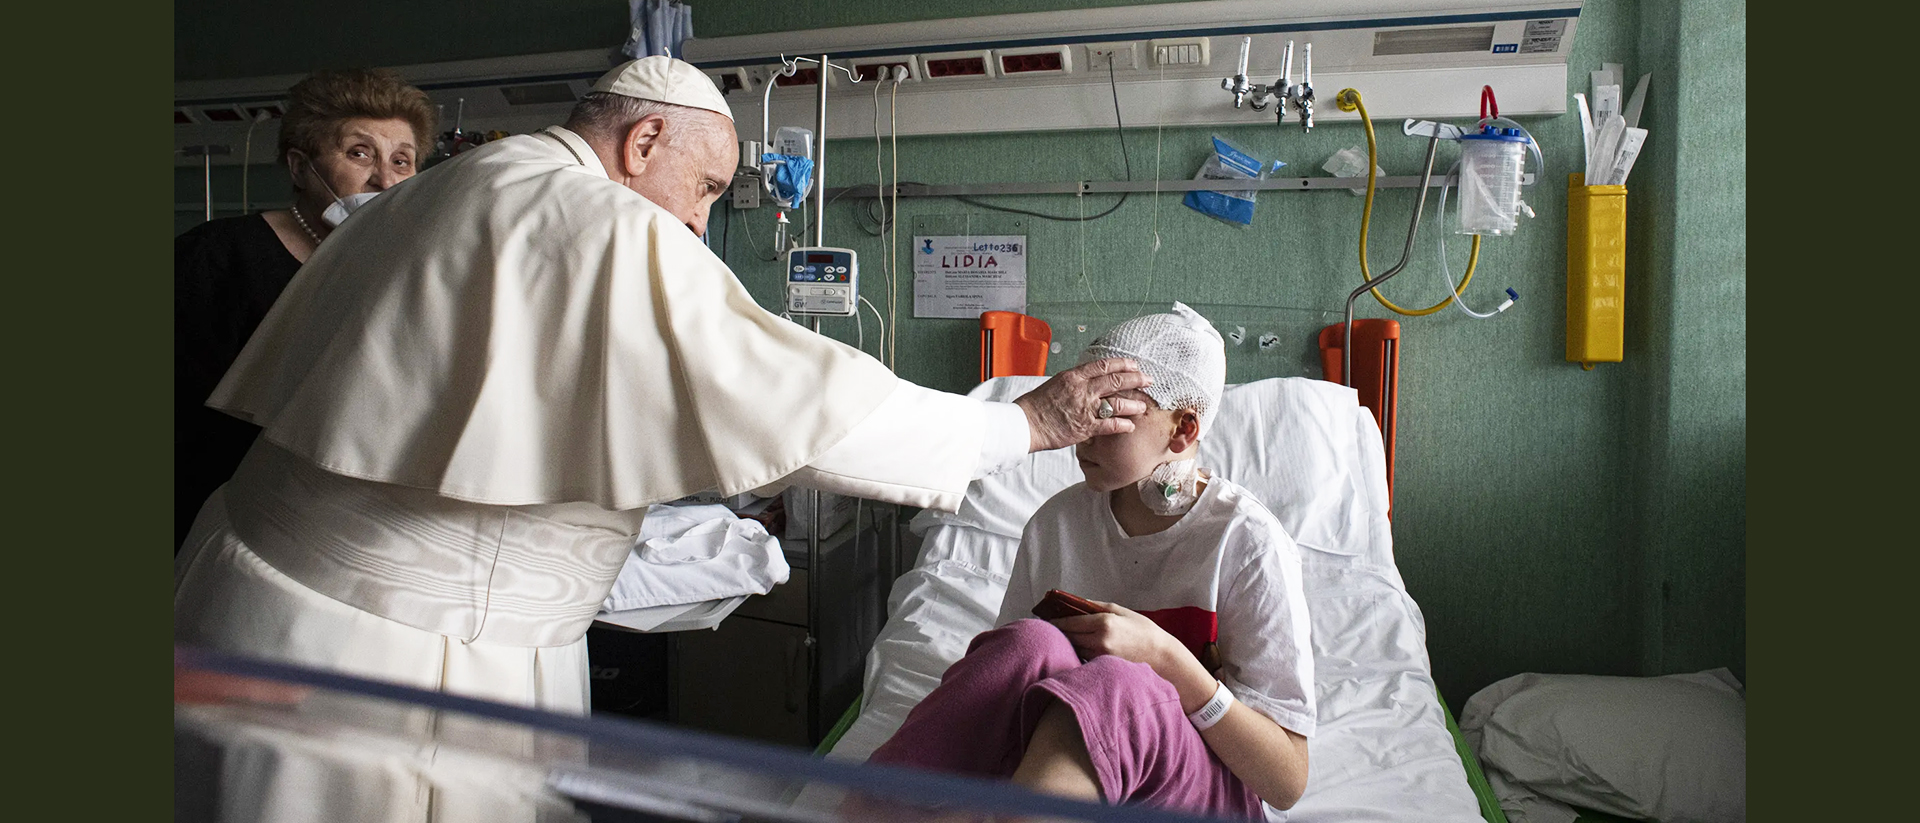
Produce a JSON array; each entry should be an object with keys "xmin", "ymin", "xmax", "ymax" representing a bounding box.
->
[{"xmin": 824, "ymin": 376, "xmax": 1488, "ymax": 823}]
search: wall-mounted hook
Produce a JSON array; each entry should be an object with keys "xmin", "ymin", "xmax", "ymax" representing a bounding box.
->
[{"xmin": 777, "ymin": 54, "xmax": 861, "ymax": 83}]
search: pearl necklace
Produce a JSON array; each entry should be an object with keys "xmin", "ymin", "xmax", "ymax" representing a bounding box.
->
[{"xmin": 289, "ymin": 203, "xmax": 324, "ymax": 246}]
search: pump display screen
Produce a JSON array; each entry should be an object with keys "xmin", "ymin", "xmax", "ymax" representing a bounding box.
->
[{"xmin": 785, "ymin": 247, "xmax": 858, "ymax": 316}]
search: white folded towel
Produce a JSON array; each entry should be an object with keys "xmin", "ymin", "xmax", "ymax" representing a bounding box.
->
[{"xmin": 600, "ymin": 505, "xmax": 790, "ymax": 614}]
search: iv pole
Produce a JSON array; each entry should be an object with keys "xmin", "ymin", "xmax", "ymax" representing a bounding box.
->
[
  {"xmin": 806, "ymin": 52, "xmax": 826, "ymax": 745},
  {"xmin": 770, "ymin": 52, "xmax": 866, "ymax": 744}
]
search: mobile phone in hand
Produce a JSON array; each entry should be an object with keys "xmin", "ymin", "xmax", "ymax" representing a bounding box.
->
[{"xmin": 1032, "ymin": 589, "xmax": 1107, "ymax": 620}]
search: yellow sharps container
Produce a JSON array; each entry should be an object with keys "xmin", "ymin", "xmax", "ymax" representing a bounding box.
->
[{"xmin": 1565, "ymin": 172, "xmax": 1627, "ymax": 368}]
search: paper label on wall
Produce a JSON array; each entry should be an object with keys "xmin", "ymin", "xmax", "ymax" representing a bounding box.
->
[{"xmin": 912, "ymin": 234, "xmax": 1028, "ymax": 318}]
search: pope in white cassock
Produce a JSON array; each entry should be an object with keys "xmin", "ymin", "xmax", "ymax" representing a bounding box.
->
[{"xmin": 173, "ymin": 56, "xmax": 1151, "ymax": 715}]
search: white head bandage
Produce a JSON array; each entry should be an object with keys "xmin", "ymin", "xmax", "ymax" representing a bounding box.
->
[
  {"xmin": 590, "ymin": 56, "xmax": 734, "ymax": 121},
  {"xmin": 1078, "ymin": 302, "xmax": 1227, "ymax": 436}
]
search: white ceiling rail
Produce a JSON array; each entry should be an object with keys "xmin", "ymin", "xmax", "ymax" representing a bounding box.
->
[
  {"xmin": 172, "ymin": 1, "xmax": 1582, "ymax": 165},
  {"xmin": 684, "ymin": 0, "xmax": 1583, "ymax": 139}
]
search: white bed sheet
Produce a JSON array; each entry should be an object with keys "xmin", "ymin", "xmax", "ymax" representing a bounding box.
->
[{"xmin": 827, "ymin": 377, "xmax": 1482, "ymax": 823}]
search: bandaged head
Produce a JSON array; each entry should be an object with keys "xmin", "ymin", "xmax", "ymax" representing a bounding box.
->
[{"xmin": 1078, "ymin": 302, "xmax": 1227, "ymax": 436}]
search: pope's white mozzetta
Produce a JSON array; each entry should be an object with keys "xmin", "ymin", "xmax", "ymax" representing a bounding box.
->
[{"xmin": 210, "ymin": 124, "xmax": 917, "ymax": 513}]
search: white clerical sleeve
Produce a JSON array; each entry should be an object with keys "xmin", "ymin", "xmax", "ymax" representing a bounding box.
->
[
  {"xmin": 770, "ymin": 380, "xmax": 1030, "ymax": 513},
  {"xmin": 973, "ymin": 400, "xmax": 1034, "ymax": 476}
]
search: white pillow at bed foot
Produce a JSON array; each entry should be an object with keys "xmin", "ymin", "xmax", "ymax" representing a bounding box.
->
[
  {"xmin": 1460, "ymin": 668, "xmax": 1745, "ymax": 823},
  {"xmin": 1484, "ymin": 767, "xmax": 1582, "ymax": 823}
]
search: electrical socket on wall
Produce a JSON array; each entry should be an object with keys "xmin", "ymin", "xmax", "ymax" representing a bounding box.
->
[
  {"xmin": 1084, "ymin": 42, "xmax": 1139, "ymax": 71},
  {"xmin": 1151, "ymin": 37, "xmax": 1211, "ymax": 68},
  {"xmin": 731, "ymin": 175, "xmax": 761, "ymax": 209}
]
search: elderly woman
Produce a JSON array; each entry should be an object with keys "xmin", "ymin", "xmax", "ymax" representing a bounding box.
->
[{"xmin": 174, "ymin": 68, "xmax": 437, "ymax": 550}]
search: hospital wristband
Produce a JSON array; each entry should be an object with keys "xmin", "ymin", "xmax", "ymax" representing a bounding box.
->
[{"xmin": 1187, "ymin": 680, "xmax": 1235, "ymax": 731}]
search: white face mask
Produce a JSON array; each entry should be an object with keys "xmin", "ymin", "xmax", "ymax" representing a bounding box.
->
[{"xmin": 321, "ymin": 191, "xmax": 383, "ymax": 227}]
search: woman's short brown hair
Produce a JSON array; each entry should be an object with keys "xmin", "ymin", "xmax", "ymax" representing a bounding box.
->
[{"xmin": 277, "ymin": 68, "xmax": 438, "ymax": 162}]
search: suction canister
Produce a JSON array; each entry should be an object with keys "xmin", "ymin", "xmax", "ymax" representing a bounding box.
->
[{"xmin": 1454, "ymin": 126, "xmax": 1531, "ymax": 236}]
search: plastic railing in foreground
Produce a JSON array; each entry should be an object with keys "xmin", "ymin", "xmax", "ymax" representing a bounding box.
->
[{"xmin": 174, "ymin": 646, "xmax": 1234, "ymax": 823}]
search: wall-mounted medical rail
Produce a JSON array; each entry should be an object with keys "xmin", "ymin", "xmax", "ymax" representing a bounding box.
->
[
  {"xmin": 184, "ymin": 173, "xmax": 1520, "ymax": 214},
  {"xmin": 825, "ymin": 173, "xmax": 1529, "ymax": 199},
  {"xmin": 176, "ymin": 168, "xmax": 1524, "ymax": 216}
]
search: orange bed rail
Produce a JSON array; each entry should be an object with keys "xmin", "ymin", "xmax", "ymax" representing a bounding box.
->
[
  {"xmin": 1318, "ymin": 319, "xmax": 1400, "ymax": 505},
  {"xmin": 980, "ymin": 311, "xmax": 1052, "ymax": 381}
]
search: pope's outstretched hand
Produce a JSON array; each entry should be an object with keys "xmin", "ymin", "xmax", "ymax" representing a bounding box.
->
[{"xmin": 1013, "ymin": 358, "xmax": 1153, "ymax": 452}]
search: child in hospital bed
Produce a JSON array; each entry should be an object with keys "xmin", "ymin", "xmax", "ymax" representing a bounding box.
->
[{"xmin": 866, "ymin": 303, "xmax": 1314, "ymax": 820}]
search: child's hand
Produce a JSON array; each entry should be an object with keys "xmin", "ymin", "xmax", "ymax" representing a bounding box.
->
[{"xmin": 1051, "ymin": 601, "xmax": 1185, "ymax": 674}]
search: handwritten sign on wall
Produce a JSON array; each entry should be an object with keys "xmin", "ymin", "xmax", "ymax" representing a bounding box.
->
[{"xmin": 912, "ymin": 234, "xmax": 1029, "ymax": 319}]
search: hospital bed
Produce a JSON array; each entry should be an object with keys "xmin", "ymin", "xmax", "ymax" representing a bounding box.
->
[{"xmin": 815, "ymin": 374, "xmax": 1506, "ymax": 822}]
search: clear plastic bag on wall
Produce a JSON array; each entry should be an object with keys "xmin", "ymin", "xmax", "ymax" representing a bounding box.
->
[{"xmin": 1183, "ymin": 135, "xmax": 1277, "ymax": 227}]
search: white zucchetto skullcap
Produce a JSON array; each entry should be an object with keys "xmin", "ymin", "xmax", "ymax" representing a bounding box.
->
[
  {"xmin": 1078, "ymin": 302, "xmax": 1228, "ymax": 435},
  {"xmin": 590, "ymin": 56, "xmax": 734, "ymax": 121}
]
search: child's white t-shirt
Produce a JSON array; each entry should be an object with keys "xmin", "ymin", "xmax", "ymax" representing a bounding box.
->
[{"xmin": 995, "ymin": 475, "xmax": 1316, "ymax": 737}]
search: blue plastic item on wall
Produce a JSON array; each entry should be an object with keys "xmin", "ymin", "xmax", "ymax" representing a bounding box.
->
[
  {"xmin": 761, "ymin": 153, "xmax": 814, "ymax": 209},
  {"xmin": 1183, "ymin": 135, "xmax": 1278, "ymax": 227}
]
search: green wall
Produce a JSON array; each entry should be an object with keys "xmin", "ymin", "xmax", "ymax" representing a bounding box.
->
[
  {"xmin": 174, "ymin": 0, "xmax": 1745, "ymax": 703},
  {"xmin": 1625, "ymin": 0, "xmax": 1746, "ymax": 679}
]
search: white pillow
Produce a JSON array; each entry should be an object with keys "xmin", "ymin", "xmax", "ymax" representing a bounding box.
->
[
  {"xmin": 1196, "ymin": 377, "xmax": 1382, "ymax": 558},
  {"xmin": 1458, "ymin": 669, "xmax": 1746, "ymax": 823}
]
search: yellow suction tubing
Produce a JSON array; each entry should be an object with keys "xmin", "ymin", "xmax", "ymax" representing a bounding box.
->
[
  {"xmin": 1335, "ymin": 88, "xmax": 1447, "ymax": 386},
  {"xmin": 1339, "ymin": 88, "xmax": 1482, "ymax": 318}
]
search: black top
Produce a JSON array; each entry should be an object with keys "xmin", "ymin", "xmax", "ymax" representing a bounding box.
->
[{"xmin": 175, "ymin": 214, "xmax": 302, "ymax": 550}]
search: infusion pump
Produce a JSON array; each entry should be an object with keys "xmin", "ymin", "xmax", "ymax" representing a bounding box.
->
[{"xmin": 785, "ymin": 246, "xmax": 858, "ymax": 316}]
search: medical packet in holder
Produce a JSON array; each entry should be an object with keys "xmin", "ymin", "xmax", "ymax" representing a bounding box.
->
[{"xmin": 1184, "ymin": 135, "xmax": 1277, "ymax": 227}]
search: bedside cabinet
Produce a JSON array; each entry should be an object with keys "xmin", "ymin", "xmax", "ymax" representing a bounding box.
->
[{"xmin": 668, "ymin": 503, "xmax": 896, "ymax": 749}]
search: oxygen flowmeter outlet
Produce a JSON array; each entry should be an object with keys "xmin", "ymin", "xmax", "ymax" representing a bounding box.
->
[{"xmin": 786, "ymin": 246, "xmax": 858, "ymax": 316}]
